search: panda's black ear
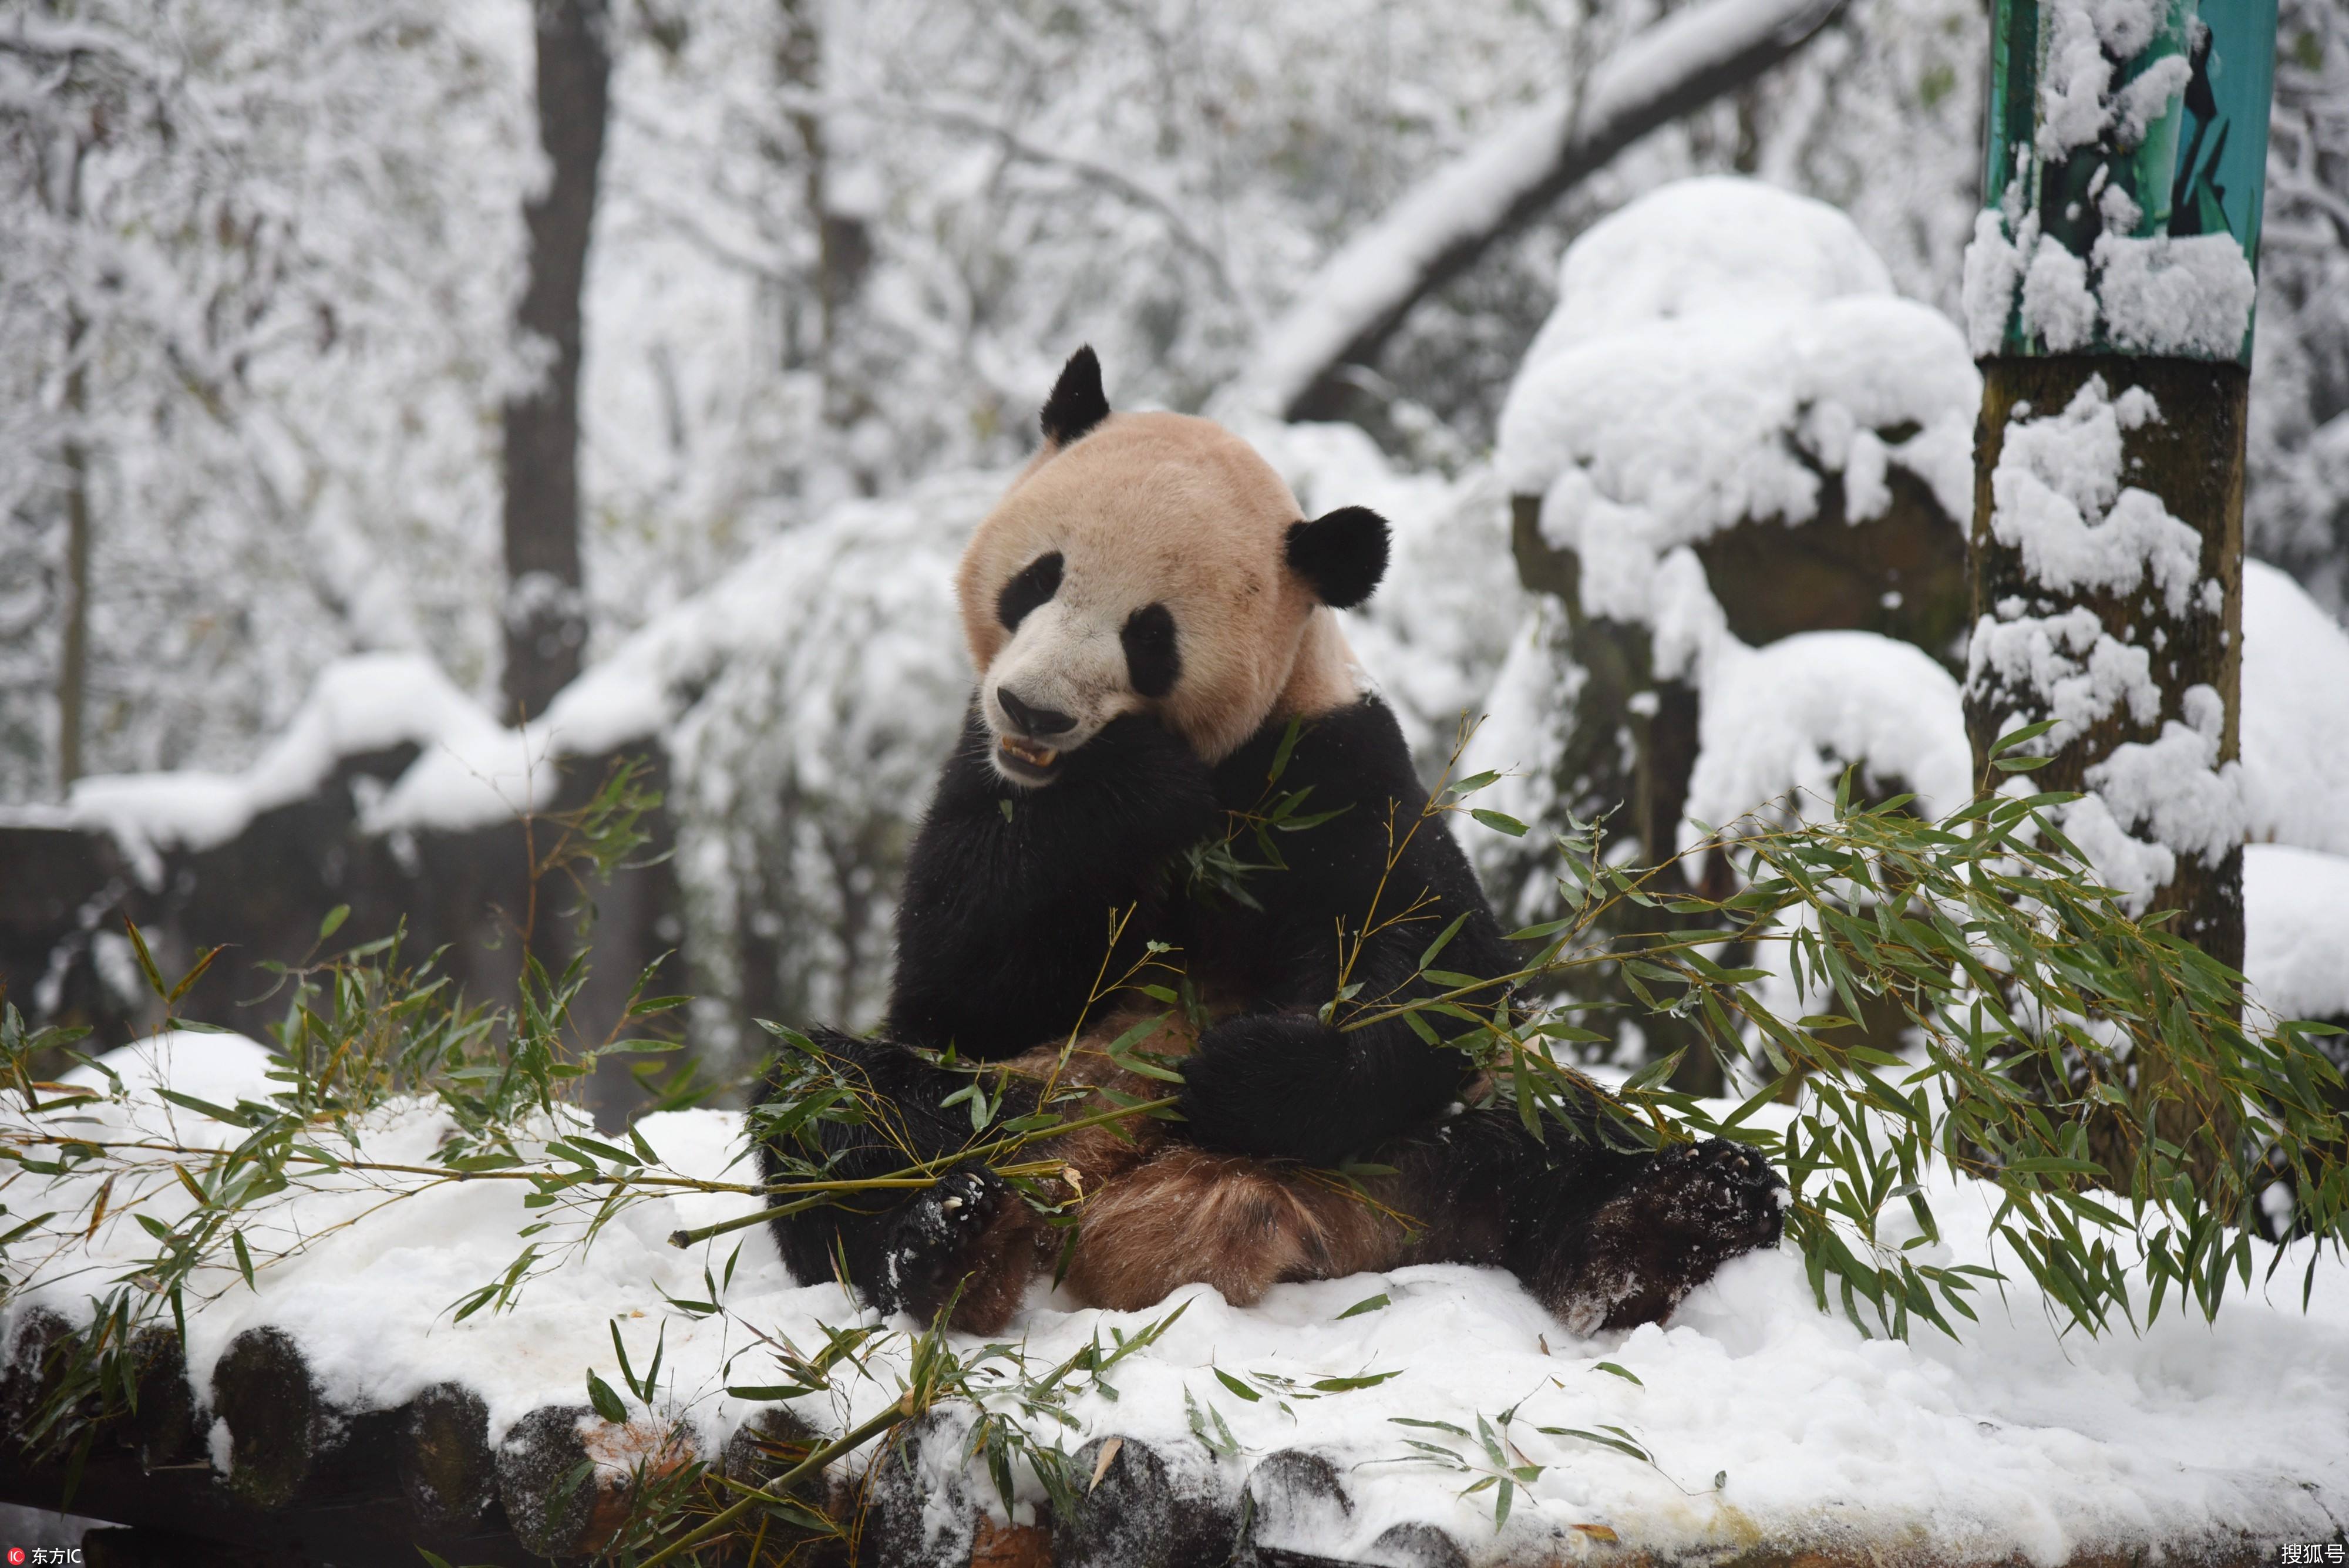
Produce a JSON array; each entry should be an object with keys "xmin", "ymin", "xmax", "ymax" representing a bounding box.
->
[
  {"xmin": 1285, "ymin": 506, "xmax": 1389, "ymax": 609},
  {"xmin": 1039, "ymin": 345, "xmax": 1110, "ymax": 448}
]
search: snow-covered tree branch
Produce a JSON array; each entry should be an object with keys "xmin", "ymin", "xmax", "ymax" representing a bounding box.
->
[{"xmin": 1217, "ymin": 0, "xmax": 1850, "ymax": 422}]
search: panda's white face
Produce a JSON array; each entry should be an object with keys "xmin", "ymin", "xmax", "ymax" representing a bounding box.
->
[
  {"xmin": 957, "ymin": 408, "xmax": 1375, "ymax": 789},
  {"xmin": 979, "ymin": 539, "xmax": 1182, "ymax": 786}
]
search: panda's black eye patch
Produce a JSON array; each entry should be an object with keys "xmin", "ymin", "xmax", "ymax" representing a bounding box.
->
[
  {"xmin": 997, "ymin": 551, "xmax": 1064, "ymax": 631},
  {"xmin": 1122, "ymin": 602, "xmax": 1180, "ymax": 698}
]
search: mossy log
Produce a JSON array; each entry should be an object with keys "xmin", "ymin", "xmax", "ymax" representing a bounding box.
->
[
  {"xmin": 398, "ymin": 1381, "xmax": 496, "ymax": 1530},
  {"xmin": 210, "ymin": 1327, "xmax": 338, "ymax": 1512},
  {"xmin": 493, "ymin": 1399, "xmax": 696, "ymax": 1560}
]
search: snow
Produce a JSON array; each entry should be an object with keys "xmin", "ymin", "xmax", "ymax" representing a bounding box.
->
[
  {"xmin": 1482, "ymin": 177, "xmax": 1983, "ymax": 859},
  {"xmin": 2244, "ymin": 844, "xmax": 2349, "ymax": 1023},
  {"xmin": 1506, "ymin": 303, "xmax": 1975, "ymax": 602},
  {"xmin": 2242, "ymin": 560, "xmax": 2349, "ymax": 857},
  {"xmin": 1964, "ymin": 217, "xmax": 2257, "ymax": 365},
  {"xmin": 9, "ymin": 1034, "xmax": 2347, "ymax": 1560},
  {"xmin": 1498, "ymin": 179, "xmax": 1978, "ymax": 598},
  {"xmin": 2034, "ymin": 0, "xmax": 2170, "ymax": 156},
  {"xmin": 1984, "ymin": 379, "xmax": 2203, "ymax": 617},
  {"xmin": 1960, "ymin": 208, "xmax": 2028, "ymax": 358},
  {"xmin": 2092, "ymin": 233, "xmax": 2260, "ymax": 360},
  {"xmin": 2077, "ymin": 688, "xmax": 2246, "ymax": 901},
  {"xmin": 2019, "ymin": 231, "xmax": 2095, "ymax": 352},
  {"xmin": 8, "ymin": 654, "xmax": 511, "ymax": 886},
  {"xmin": 1516, "ymin": 175, "xmax": 1893, "ymax": 368},
  {"xmin": 1681, "ymin": 631, "xmax": 1973, "ymax": 836},
  {"xmin": 1966, "ymin": 605, "xmax": 2160, "ymax": 751},
  {"xmin": 391, "ymin": 466, "xmax": 996, "ymax": 837}
]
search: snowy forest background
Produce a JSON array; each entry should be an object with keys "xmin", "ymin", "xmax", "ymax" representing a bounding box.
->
[{"xmin": 4, "ymin": 0, "xmax": 2349, "ymax": 1084}]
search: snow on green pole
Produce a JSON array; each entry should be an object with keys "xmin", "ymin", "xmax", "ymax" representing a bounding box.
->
[{"xmin": 1961, "ymin": 0, "xmax": 2276, "ymax": 971}]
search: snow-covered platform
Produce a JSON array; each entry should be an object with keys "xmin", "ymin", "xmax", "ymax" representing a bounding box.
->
[{"xmin": 4, "ymin": 1034, "xmax": 2344, "ymax": 1566}]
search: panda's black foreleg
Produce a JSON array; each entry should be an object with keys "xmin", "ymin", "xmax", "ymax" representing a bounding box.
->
[
  {"xmin": 756, "ymin": 1028, "xmax": 1034, "ymax": 1319},
  {"xmin": 1176, "ymin": 1009, "xmax": 1469, "ymax": 1167},
  {"xmin": 887, "ymin": 705, "xmax": 1219, "ymax": 1059}
]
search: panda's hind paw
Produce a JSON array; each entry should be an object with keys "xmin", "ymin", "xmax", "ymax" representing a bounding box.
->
[
  {"xmin": 1532, "ymin": 1137, "xmax": 1786, "ymax": 1336},
  {"xmin": 1653, "ymin": 1136, "xmax": 1785, "ymax": 1254},
  {"xmin": 873, "ymin": 1165, "xmax": 1005, "ymax": 1323}
]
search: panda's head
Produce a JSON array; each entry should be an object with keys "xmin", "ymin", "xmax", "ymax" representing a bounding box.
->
[{"xmin": 958, "ymin": 347, "xmax": 1390, "ymax": 788}]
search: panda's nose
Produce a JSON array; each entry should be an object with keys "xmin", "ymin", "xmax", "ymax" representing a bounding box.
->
[{"xmin": 996, "ymin": 687, "xmax": 1076, "ymax": 738}]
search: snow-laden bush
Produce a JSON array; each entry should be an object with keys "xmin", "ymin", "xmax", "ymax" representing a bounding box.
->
[{"xmin": 1469, "ymin": 179, "xmax": 1982, "ymax": 931}]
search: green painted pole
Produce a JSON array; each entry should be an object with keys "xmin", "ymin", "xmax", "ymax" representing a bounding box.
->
[{"xmin": 1963, "ymin": 1, "xmax": 2277, "ymax": 970}]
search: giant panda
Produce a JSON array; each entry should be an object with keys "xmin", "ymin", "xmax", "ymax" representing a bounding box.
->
[{"xmin": 758, "ymin": 348, "xmax": 1783, "ymax": 1337}]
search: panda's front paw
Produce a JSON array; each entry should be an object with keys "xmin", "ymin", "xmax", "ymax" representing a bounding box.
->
[
  {"xmin": 872, "ymin": 1165, "xmax": 1005, "ymax": 1323},
  {"xmin": 1069, "ymin": 713, "xmax": 1220, "ymax": 836},
  {"xmin": 1177, "ymin": 1014, "xmax": 1352, "ymax": 1163}
]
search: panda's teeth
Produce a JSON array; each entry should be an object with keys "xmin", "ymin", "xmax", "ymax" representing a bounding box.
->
[{"xmin": 999, "ymin": 737, "xmax": 1059, "ymax": 768}]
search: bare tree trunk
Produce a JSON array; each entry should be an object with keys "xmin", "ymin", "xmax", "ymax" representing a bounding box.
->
[
  {"xmin": 56, "ymin": 311, "xmax": 90, "ymax": 793},
  {"xmin": 775, "ymin": 0, "xmax": 870, "ymax": 435},
  {"xmin": 55, "ymin": 119, "xmax": 91, "ymax": 795},
  {"xmin": 501, "ymin": 0, "xmax": 612, "ymax": 725}
]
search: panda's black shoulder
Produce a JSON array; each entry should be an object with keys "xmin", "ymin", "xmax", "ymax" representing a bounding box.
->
[
  {"xmin": 1192, "ymin": 693, "xmax": 1509, "ymax": 1008},
  {"xmin": 1210, "ymin": 695, "xmax": 1498, "ymax": 923},
  {"xmin": 1211, "ymin": 694, "xmax": 1426, "ymax": 815}
]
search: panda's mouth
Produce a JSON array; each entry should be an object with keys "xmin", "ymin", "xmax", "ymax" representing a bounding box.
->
[{"xmin": 996, "ymin": 735, "xmax": 1062, "ymax": 784}]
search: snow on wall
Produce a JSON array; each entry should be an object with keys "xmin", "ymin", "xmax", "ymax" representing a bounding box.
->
[
  {"xmin": 5, "ymin": 653, "xmax": 512, "ymax": 886},
  {"xmin": 9, "ymin": 1033, "xmax": 2345, "ymax": 1560}
]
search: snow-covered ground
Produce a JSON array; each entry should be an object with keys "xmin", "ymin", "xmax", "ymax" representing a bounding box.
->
[{"xmin": 7, "ymin": 1033, "xmax": 2344, "ymax": 1562}]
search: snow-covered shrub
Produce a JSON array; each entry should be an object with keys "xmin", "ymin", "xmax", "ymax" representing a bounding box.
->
[
  {"xmin": 661, "ymin": 473, "xmax": 987, "ymax": 1056},
  {"xmin": 1466, "ymin": 178, "xmax": 1982, "ymax": 1075}
]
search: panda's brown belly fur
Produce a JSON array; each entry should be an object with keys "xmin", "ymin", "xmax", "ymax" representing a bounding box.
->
[{"xmin": 938, "ymin": 1007, "xmax": 1424, "ymax": 1335}]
